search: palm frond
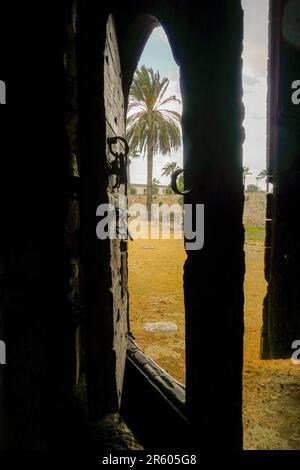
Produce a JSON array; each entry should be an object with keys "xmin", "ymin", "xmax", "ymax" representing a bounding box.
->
[
  {"xmin": 156, "ymin": 95, "xmax": 181, "ymax": 109},
  {"xmin": 126, "ymin": 65, "xmax": 182, "ymax": 174}
]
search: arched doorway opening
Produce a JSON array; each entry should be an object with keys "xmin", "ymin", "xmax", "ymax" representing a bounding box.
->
[{"xmin": 126, "ymin": 24, "xmax": 187, "ymax": 385}]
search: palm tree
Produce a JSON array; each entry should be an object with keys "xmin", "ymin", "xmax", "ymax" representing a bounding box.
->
[
  {"xmin": 258, "ymin": 169, "xmax": 267, "ymax": 178},
  {"xmin": 242, "ymin": 166, "xmax": 252, "ymax": 188},
  {"xmin": 152, "ymin": 177, "xmax": 161, "ymax": 185},
  {"xmin": 256, "ymin": 176, "xmax": 260, "ymax": 190},
  {"xmin": 152, "ymin": 177, "xmax": 161, "ymax": 196},
  {"xmin": 161, "ymin": 161, "xmax": 180, "ymax": 178},
  {"xmin": 258, "ymin": 169, "xmax": 268, "ymax": 192},
  {"xmin": 126, "ymin": 66, "xmax": 181, "ymax": 220}
]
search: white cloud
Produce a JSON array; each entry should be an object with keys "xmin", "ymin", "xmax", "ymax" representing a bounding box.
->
[
  {"xmin": 241, "ymin": 0, "xmax": 269, "ymax": 77},
  {"xmin": 151, "ymin": 26, "xmax": 169, "ymax": 43},
  {"xmin": 241, "ymin": 0, "xmax": 269, "ymax": 186},
  {"xmin": 242, "ymin": 68, "xmax": 268, "ymax": 185}
]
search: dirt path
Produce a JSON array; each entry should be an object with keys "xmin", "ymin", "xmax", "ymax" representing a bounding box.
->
[
  {"xmin": 128, "ymin": 234, "xmax": 300, "ymax": 449},
  {"xmin": 243, "ymin": 242, "xmax": 300, "ymax": 449}
]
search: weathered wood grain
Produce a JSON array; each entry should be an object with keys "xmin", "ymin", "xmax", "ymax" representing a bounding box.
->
[{"xmin": 104, "ymin": 14, "xmax": 128, "ymax": 409}]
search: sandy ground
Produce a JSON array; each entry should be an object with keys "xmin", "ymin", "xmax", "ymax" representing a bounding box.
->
[
  {"xmin": 128, "ymin": 227, "xmax": 300, "ymax": 450},
  {"xmin": 243, "ymin": 241, "xmax": 300, "ymax": 449}
]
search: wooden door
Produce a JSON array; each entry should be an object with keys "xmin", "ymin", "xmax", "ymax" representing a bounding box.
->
[
  {"xmin": 103, "ymin": 14, "xmax": 128, "ymax": 408},
  {"xmin": 78, "ymin": 12, "xmax": 129, "ymax": 417}
]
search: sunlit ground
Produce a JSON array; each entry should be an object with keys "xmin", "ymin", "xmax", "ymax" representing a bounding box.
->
[{"xmin": 128, "ymin": 225, "xmax": 300, "ymax": 449}]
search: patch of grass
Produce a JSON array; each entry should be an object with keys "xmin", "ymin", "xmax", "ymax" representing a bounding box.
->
[{"xmin": 245, "ymin": 226, "xmax": 265, "ymax": 242}]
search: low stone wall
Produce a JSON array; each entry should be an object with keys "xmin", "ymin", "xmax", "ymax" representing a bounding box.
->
[
  {"xmin": 128, "ymin": 194, "xmax": 182, "ymax": 207},
  {"xmin": 243, "ymin": 192, "xmax": 266, "ymax": 227},
  {"xmin": 128, "ymin": 192, "xmax": 267, "ymax": 227}
]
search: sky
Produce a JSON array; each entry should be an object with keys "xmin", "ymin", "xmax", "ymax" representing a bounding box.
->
[{"xmin": 129, "ymin": 0, "xmax": 269, "ymax": 188}]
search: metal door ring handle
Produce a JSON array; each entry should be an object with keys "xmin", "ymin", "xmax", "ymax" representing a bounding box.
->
[
  {"xmin": 107, "ymin": 136, "xmax": 129, "ymax": 158},
  {"xmin": 171, "ymin": 169, "xmax": 193, "ymax": 195}
]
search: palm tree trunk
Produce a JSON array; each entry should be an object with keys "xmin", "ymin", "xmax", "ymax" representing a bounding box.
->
[{"xmin": 147, "ymin": 145, "xmax": 153, "ymax": 221}]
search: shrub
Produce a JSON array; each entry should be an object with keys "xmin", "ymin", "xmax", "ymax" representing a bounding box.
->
[
  {"xmin": 246, "ymin": 184, "xmax": 259, "ymax": 193},
  {"xmin": 129, "ymin": 185, "xmax": 137, "ymax": 195}
]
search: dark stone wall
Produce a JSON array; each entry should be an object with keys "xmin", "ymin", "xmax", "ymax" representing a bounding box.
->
[
  {"xmin": 0, "ymin": 1, "xmax": 76, "ymax": 449},
  {"xmin": 262, "ymin": 0, "xmax": 300, "ymax": 359}
]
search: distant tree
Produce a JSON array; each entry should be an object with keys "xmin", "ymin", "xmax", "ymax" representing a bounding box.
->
[
  {"xmin": 152, "ymin": 177, "xmax": 160, "ymax": 195},
  {"xmin": 161, "ymin": 161, "xmax": 180, "ymax": 178},
  {"xmin": 258, "ymin": 169, "xmax": 268, "ymax": 192},
  {"xmin": 243, "ymin": 166, "xmax": 252, "ymax": 187},
  {"xmin": 258, "ymin": 169, "xmax": 267, "ymax": 179},
  {"xmin": 246, "ymin": 184, "xmax": 259, "ymax": 192},
  {"xmin": 129, "ymin": 185, "xmax": 137, "ymax": 195},
  {"xmin": 256, "ymin": 176, "xmax": 259, "ymax": 189},
  {"xmin": 152, "ymin": 177, "xmax": 161, "ymax": 185}
]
